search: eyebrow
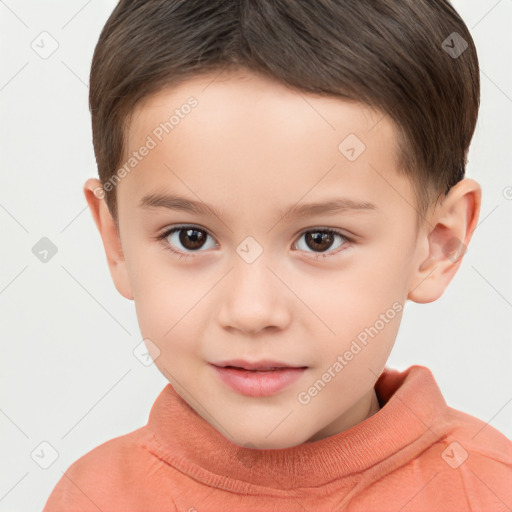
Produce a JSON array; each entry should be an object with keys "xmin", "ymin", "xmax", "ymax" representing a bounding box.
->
[{"xmin": 139, "ymin": 192, "xmax": 378, "ymax": 220}]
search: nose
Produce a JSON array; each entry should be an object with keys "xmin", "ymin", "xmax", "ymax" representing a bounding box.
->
[{"xmin": 217, "ymin": 257, "xmax": 291, "ymax": 335}]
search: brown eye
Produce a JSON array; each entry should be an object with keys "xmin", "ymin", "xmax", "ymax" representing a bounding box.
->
[
  {"xmin": 159, "ymin": 225, "xmax": 217, "ymax": 254},
  {"xmin": 304, "ymin": 231, "xmax": 336, "ymax": 252},
  {"xmin": 295, "ymin": 228, "xmax": 350, "ymax": 258},
  {"xmin": 178, "ymin": 228, "xmax": 207, "ymax": 250}
]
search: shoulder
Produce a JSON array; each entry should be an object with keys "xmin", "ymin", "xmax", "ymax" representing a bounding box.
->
[
  {"xmin": 391, "ymin": 406, "xmax": 512, "ymax": 510},
  {"xmin": 42, "ymin": 426, "xmax": 178, "ymax": 512},
  {"xmin": 438, "ymin": 407, "xmax": 512, "ymax": 502},
  {"xmin": 439, "ymin": 404, "xmax": 512, "ymax": 469}
]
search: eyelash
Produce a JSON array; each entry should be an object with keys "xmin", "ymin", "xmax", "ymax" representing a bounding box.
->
[{"xmin": 155, "ymin": 224, "xmax": 354, "ymax": 262}]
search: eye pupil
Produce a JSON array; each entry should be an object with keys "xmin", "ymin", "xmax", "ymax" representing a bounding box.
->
[
  {"xmin": 306, "ymin": 231, "xmax": 334, "ymax": 252},
  {"xmin": 180, "ymin": 228, "xmax": 206, "ymax": 249}
]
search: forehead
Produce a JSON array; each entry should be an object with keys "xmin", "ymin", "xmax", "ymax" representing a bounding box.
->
[
  {"xmin": 128, "ymin": 69, "xmax": 384, "ymax": 145},
  {"xmin": 119, "ymin": 70, "xmax": 414, "ymax": 224}
]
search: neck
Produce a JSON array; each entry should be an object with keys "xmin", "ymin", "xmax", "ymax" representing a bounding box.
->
[{"xmin": 306, "ymin": 387, "xmax": 381, "ymax": 443}]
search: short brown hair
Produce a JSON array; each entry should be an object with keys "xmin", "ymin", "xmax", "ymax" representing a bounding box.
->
[{"xmin": 89, "ymin": 0, "xmax": 479, "ymax": 227}]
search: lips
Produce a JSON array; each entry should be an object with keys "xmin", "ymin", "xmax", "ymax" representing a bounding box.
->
[
  {"xmin": 209, "ymin": 360, "xmax": 308, "ymax": 397},
  {"xmin": 211, "ymin": 359, "xmax": 307, "ymax": 371}
]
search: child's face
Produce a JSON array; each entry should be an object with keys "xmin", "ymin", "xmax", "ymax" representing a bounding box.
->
[{"xmin": 97, "ymin": 70, "xmax": 433, "ymax": 448}]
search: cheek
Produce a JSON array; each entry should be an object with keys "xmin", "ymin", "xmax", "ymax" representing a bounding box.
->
[
  {"xmin": 290, "ymin": 249, "xmax": 407, "ymax": 364},
  {"xmin": 311, "ymin": 301, "xmax": 402, "ymax": 373},
  {"xmin": 302, "ymin": 305, "xmax": 402, "ymax": 416},
  {"xmin": 133, "ymin": 287, "xmax": 207, "ymax": 378},
  {"xmin": 296, "ymin": 254, "xmax": 406, "ymax": 324},
  {"xmin": 126, "ymin": 247, "xmax": 206, "ymax": 343}
]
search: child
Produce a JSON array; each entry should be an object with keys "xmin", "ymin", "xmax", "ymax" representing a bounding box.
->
[{"xmin": 43, "ymin": 0, "xmax": 512, "ymax": 510}]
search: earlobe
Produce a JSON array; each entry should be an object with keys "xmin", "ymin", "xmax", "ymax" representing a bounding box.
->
[
  {"xmin": 83, "ymin": 178, "xmax": 134, "ymax": 301},
  {"xmin": 408, "ymin": 179, "xmax": 481, "ymax": 304}
]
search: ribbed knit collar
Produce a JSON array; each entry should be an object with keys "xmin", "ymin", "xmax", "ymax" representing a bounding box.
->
[{"xmin": 144, "ymin": 365, "xmax": 449, "ymax": 490}]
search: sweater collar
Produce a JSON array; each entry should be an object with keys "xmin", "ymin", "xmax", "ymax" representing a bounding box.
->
[{"xmin": 144, "ymin": 365, "xmax": 448, "ymax": 490}]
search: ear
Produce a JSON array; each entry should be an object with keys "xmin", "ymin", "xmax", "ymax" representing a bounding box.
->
[
  {"xmin": 83, "ymin": 178, "xmax": 134, "ymax": 301},
  {"xmin": 408, "ymin": 178, "xmax": 482, "ymax": 303}
]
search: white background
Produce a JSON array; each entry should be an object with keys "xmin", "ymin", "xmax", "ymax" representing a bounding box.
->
[{"xmin": 0, "ymin": 1, "xmax": 511, "ymax": 510}]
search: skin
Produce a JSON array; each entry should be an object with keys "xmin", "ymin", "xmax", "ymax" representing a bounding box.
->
[{"xmin": 84, "ymin": 69, "xmax": 481, "ymax": 449}]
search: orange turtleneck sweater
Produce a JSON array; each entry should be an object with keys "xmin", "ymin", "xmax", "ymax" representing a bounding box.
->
[{"xmin": 43, "ymin": 365, "xmax": 512, "ymax": 511}]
